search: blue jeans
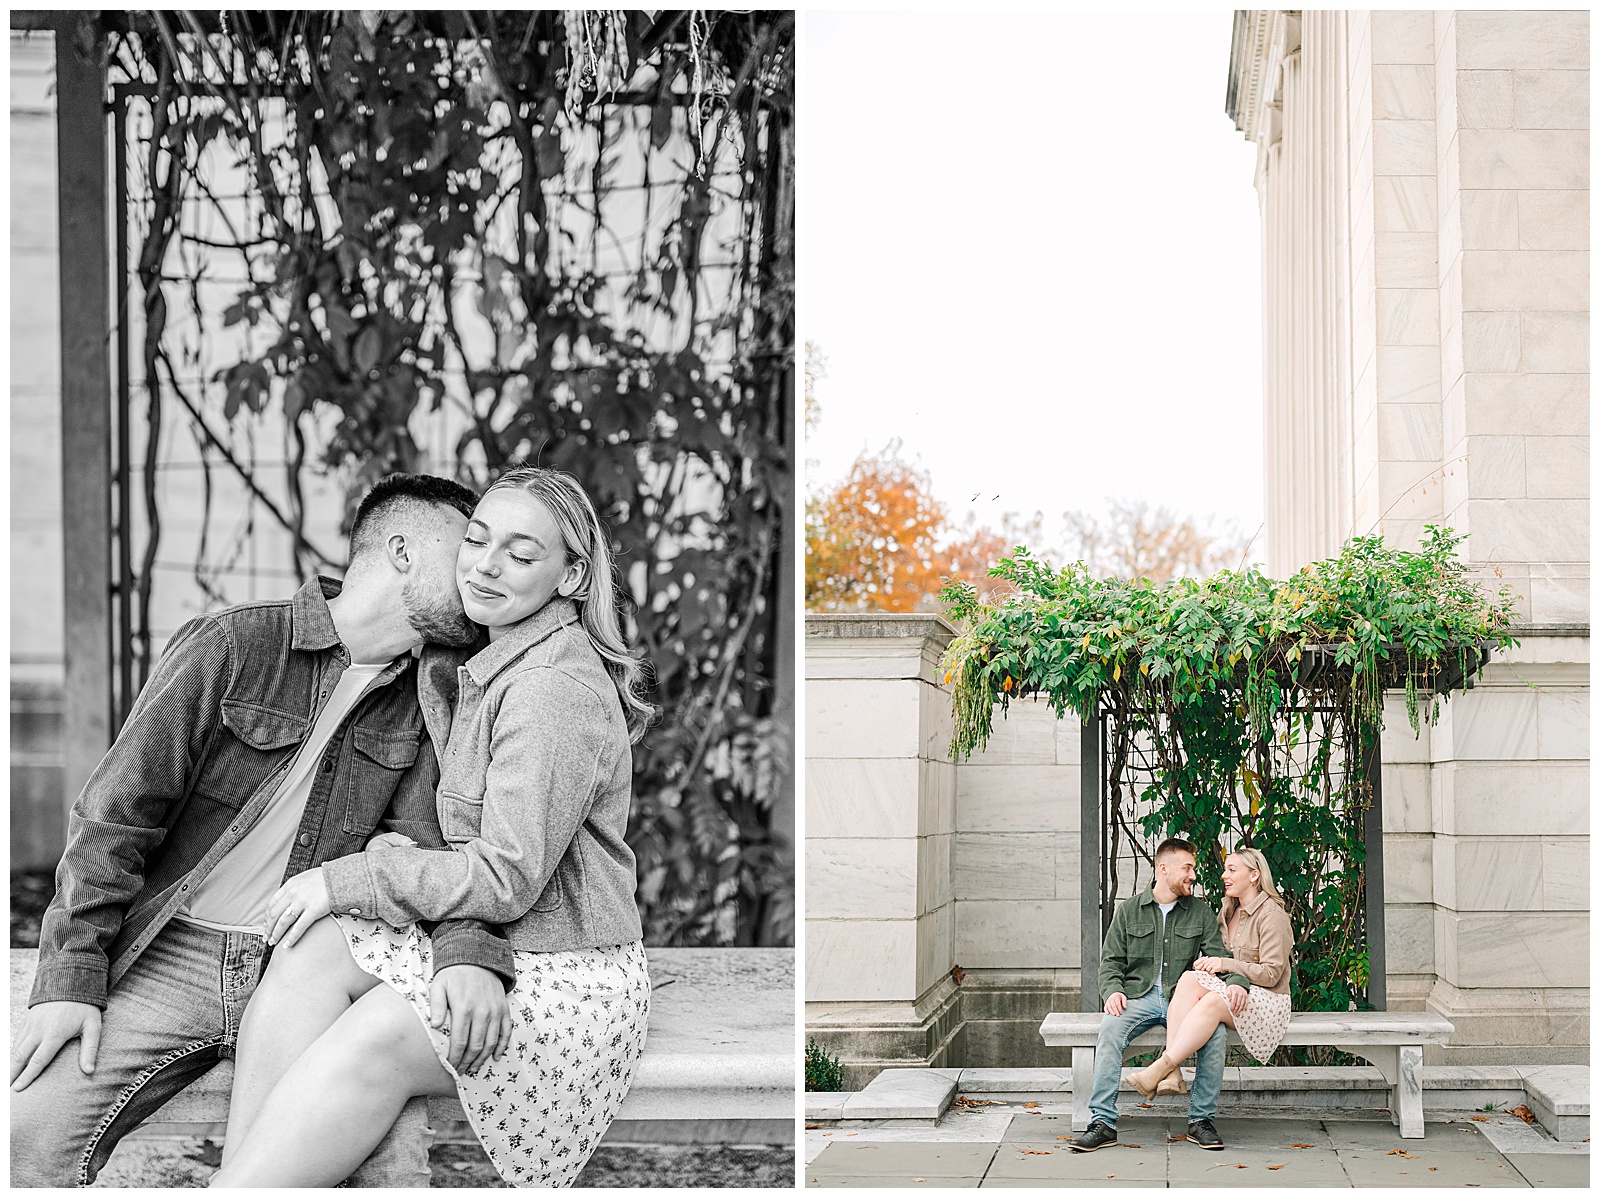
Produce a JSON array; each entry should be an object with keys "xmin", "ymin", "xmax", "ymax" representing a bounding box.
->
[
  {"xmin": 1088, "ymin": 984, "xmax": 1228, "ymax": 1128},
  {"xmin": 10, "ymin": 919, "xmax": 432, "ymax": 1187}
]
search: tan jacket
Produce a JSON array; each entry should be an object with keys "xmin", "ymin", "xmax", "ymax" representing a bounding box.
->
[{"xmin": 1214, "ymin": 890, "xmax": 1294, "ymax": 996}]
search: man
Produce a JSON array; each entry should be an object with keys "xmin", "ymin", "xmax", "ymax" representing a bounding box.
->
[
  {"xmin": 1071, "ymin": 837, "xmax": 1250, "ymax": 1153},
  {"xmin": 11, "ymin": 474, "xmax": 511, "ymax": 1187}
]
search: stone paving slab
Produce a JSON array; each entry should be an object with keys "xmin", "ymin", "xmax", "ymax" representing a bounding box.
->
[
  {"xmin": 1503, "ymin": 1152, "xmax": 1591, "ymax": 1187},
  {"xmin": 806, "ymin": 1142, "xmax": 996, "ymax": 1178},
  {"xmin": 976, "ymin": 1181, "xmax": 1151, "ymax": 1189},
  {"xmin": 986, "ymin": 1140, "xmax": 1167, "ymax": 1184},
  {"xmin": 805, "ymin": 1176, "xmax": 981, "ymax": 1188},
  {"xmin": 1175, "ymin": 1150, "xmax": 1349, "ymax": 1188},
  {"xmin": 1336, "ymin": 1146, "xmax": 1526, "ymax": 1187},
  {"xmin": 1325, "ymin": 1118, "xmax": 1488, "ymax": 1150},
  {"xmin": 1474, "ymin": 1112, "xmax": 1593, "ymax": 1156}
]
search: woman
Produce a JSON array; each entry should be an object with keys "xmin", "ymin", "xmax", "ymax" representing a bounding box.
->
[
  {"xmin": 1129, "ymin": 846, "xmax": 1294, "ymax": 1097},
  {"xmin": 212, "ymin": 467, "xmax": 654, "ymax": 1188}
]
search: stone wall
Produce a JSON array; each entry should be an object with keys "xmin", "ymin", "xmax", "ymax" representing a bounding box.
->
[
  {"xmin": 804, "ymin": 614, "xmax": 961, "ymax": 1089},
  {"xmin": 805, "ymin": 615, "xmax": 1589, "ymax": 1073}
]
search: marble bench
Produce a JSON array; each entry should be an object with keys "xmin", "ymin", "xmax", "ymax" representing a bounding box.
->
[
  {"xmin": 10, "ymin": 947, "xmax": 795, "ymax": 1146},
  {"xmin": 1040, "ymin": 1009, "xmax": 1454, "ymax": 1138}
]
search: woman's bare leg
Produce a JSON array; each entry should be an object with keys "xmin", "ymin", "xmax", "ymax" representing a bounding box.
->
[
  {"xmin": 211, "ymin": 978, "xmax": 456, "ymax": 1187},
  {"xmin": 1164, "ymin": 971, "xmax": 1205, "ymax": 1042},
  {"xmin": 222, "ymin": 919, "xmax": 379, "ymax": 1165},
  {"xmin": 1164, "ymin": 988, "xmax": 1236, "ymax": 1064}
]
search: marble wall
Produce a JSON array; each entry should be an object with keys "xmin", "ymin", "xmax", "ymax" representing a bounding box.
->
[
  {"xmin": 804, "ymin": 614, "xmax": 963, "ymax": 1086},
  {"xmin": 1225, "ymin": 8, "xmax": 1589, "ymax": 1064}
]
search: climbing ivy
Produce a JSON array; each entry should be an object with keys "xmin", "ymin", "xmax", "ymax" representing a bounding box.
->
[
  {"xmin": 108, "ymin": 11, "xmax": 794, "ymax": 946},
  {"xmin": 941, "ymin": 527, "xmax": 1519, "ymax": 1018}
]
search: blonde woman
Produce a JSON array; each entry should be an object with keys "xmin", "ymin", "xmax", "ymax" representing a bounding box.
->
[
  {"xmin": 1129, "ymin": 847, "xmax": 1295, "ymax": 1094},
  {"xmin": 212, "ymin": 467, "xmax": 654, "ymax": 1188}
]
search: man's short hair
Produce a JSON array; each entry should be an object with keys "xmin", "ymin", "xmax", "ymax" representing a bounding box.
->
[
  {"xmin": 1153, "ymin": 837, "xmax": 1198, "ymax": 864},
  {"xmin": 349, "ymin": 473, "xmax": 479, "ymax": 562}
]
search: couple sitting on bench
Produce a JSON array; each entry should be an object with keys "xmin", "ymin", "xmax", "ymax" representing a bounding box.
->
[{"xmin": 1072, "ymin": 838, "xmax": 1295, "ymax": 1154}]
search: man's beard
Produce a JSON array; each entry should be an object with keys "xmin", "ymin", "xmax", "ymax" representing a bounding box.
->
[{"xmin": 402, "ymin": 576, "xmax": 478, "ymax": 648}]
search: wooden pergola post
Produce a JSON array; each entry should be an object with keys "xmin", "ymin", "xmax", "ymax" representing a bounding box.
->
[{"xmin": 51, "ymin": 12, "xmax": 115, "ymax": 819}]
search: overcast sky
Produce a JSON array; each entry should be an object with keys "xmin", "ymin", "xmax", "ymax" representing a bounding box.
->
[{"xmin": 801, "ymin": 10, "xmax": 1266, "ymax": 549}]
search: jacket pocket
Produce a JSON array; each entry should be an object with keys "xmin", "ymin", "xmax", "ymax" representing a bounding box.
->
[
  {"xmin": 193, "ymin": 699, "xmax": 308, "ymax": 808},
  {"xmin": 352, "ymin": 725, "xmax": 422, "ymax": 770},
  {"xmin": 531, "ymin": 872, "xmax": 563, "ymax": 913},
  {"xmin": 343, "ymin": 727, "xmax": 424, "ymax": 835},
  {"xmin": 438, "ymin": 790, "xmax": 483, "ymax": 843}
]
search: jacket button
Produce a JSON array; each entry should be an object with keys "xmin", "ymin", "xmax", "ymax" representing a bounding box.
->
[
  {"xmin": 348, "ymin": 908, "xmax": 361, "ymax": 915},
  {"xmin": 322, "ymin": 759, "xmax": 334, "ymax": 773},
  {"xmin": 298, "ymin": 832, "xmax": 313, "ymax": 847}
]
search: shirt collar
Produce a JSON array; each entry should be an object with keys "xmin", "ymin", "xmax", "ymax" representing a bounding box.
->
[
  {"xmin": 290, "ymin": 576, "xmax": 344, "ymax": 652},
  {"xmin": 1243, "ymin": 889, "xmax": 1272, "ymax": 916},
  {"xmin": 464, "ymin": 597, "xmax": 582, "ymax": 687}
]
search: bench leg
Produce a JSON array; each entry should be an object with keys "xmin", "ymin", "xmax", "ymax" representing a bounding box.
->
[
  {"xmin": 1396, "ymin": 1045, "xmax": 1424, "ymax": 1139},
  {"xmin": 1072, "ymin": 1047, "xmax": 1094, "ymax": 1131}
]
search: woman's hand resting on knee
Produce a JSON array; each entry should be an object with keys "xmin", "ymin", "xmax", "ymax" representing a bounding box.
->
[{"xmin": 266, "ymin": 868, "xmax": 333, "ymax": 947}]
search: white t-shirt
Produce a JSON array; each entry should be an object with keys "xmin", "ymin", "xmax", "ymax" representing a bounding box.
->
[
  {"xmin": 177, "ymin": 660, "xmax": 391, "ymax": 934},
  {"xmin": 1158, "ymin": 902, "xmax": 1184, "ymax": 985}
]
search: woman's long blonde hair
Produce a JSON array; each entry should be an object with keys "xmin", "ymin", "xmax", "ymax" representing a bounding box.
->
[
  {"xmin": 484, "ymin": 466, "xmax": 655, "ymax": 742},
  {"xmin": 1219, "ymin": 845, "xmax": 1286, "ymax": 924}
]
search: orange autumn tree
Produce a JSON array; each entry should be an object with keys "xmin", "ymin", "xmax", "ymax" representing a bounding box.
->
[
  {"xmin": 805, "ymin": 445, "xmax": 1021, "ymax": 612},
  {"xmin": 806, "ymin": 444, "xmax": 950, "ymax": 611}
]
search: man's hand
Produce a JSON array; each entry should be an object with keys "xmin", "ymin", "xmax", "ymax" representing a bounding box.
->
[
  {"xmin": 9, "ymin": 1001, "xmax": 101, "ymax": 1092},
  {"xmin": 1225, "ymin": 984, "xmax": 1250, "ymax": 1016},
  {"xmin": 428, "ymin": 965, "xmax": 511, "ymax": 1076},
  {"xmin": 1103, "ymin": 991, "xmax": 1128, "ymax": 1017},
  {"xmin": 265, "ymin": 868, "xmax": 333, "ymax": 947}
]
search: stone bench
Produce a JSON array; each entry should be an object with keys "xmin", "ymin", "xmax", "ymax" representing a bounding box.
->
[
  {"xmin": 10, "ymin": 947, "xmax": 794, "ymax": 1146},
  {"xmin": 1040, "ymin": 1009, "xmax": 1454, "ymax": 1138}
]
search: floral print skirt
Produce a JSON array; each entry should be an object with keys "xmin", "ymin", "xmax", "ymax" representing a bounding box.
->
[
  {"xmin": 334, "ymin": 915, "xmax": 650, "ymax": 1188},
  {"xmin": 1192, "ymin": 968, "xmax": 1291, "ymax": 1063}
]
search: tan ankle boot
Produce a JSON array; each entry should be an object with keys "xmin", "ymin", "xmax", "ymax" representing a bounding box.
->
[
  {"xmin": 1129, "ymin": 1053, "xmax": 1177, "ymax": 1098},
  {"xmin": 1156, "ymin": 1066, "xmax": 1187, "ymax": 1096}
]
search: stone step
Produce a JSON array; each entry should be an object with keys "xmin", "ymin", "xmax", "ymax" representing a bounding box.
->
[{"xmin": 807, "ymin": 1064, "xmax": 1590, "ymax": 1142}]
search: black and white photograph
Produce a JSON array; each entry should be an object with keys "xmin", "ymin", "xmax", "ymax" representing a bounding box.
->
[{"xmin": 10, "ymin": 9, "xmax": 794, "ymax": 1188}]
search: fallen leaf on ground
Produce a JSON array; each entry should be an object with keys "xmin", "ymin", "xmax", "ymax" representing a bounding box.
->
[
  {"xmin": 1387, "ymin": 1149, "xmax": 1418, "ymax": 1158},
  {"xmin": 804, "ymin": 1124, "xmax": 820, "ymax": 1130},
  {"xmin": 1017, "ymin": 1149, "xmax": 1053, "ymax": 1156},
  {"xmin": 1056, "ymin": 1135, "xmax": 1074, "ymax": 1141},
  {"xmin": 912, "ymin": 1179, "xmax": 925, "ymax": 1184},
  {"xmin": 1509, "ymin": 1105, "xmax": 1536, "ymax": 1124},
  {"xmin": 1429, "ymin": 1167, "xmax": 1437, "ymax": 1171},
  {"xmin": 1138, "ymin": 1101, "xmax": 1155, "ymax": 1108},
  {"xmin": 1268, "ymin": 1165, "xmax": 1284, "ymax": 1171},
  {"xmin": 1021, "ymin": 1101, "xmax": 1041, "ymax": 1109},
  {"xmin": 1290, "ymin": 1143, "xmax": 1314, "ymax": 1149},
  {"xmin": 1165, "ymin": 1135, "xmax": 1188, "ymax": 1143},
  {"xmin": 1235, "ymin": 1164, "xmax": 1248, "ymax": 1169},
  {"xmin": 1119, "ymin": 1143, "xmax": 1141, "ymax": 1149},
  {"xmin": 1471, "ymin": 1115, "xmax": 1489, "ymax": 1122}
]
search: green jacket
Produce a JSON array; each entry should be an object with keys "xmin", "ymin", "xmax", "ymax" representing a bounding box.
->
[{"xmin": 1100, "ymin": 886, "xmax": 1251, "ymax": 1003}]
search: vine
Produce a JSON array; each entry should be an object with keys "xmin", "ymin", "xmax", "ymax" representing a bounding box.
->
[
  {"xmin": 106, "ymin": 11, "xmax": 793, "ymax": 946},
  {"xmin": 942, "ymin": 527, "xmax": 1520, "ymax": 1020}
]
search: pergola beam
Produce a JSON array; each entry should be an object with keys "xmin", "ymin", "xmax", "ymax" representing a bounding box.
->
[{"xmin": 51, "ymin": 12, "xmax": 116, "ymax": 822}]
